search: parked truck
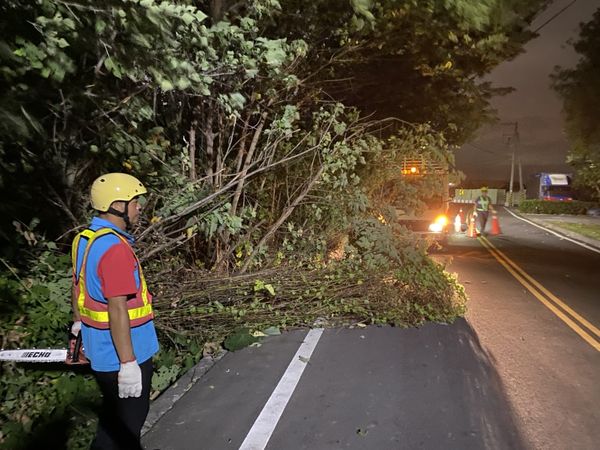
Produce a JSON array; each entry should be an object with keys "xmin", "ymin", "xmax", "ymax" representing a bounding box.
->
[
  {"xmin": 526, "ymin": 172, "xmax": 573, "ymax": 201},
  {"xmin": 395, "ymin": 156, "xmax": 450, "ymax": 243}
]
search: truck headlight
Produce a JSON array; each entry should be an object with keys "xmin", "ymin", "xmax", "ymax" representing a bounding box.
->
[{"xmin": 428, "ymin": 215, "xmax": 448, "ymax": 233}]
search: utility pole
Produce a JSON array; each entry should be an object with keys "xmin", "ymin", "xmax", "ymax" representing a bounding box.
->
[
  {"xmin": 518, "ymin": 156, "xmax": 524, "ymax": 193},
  {"xmin": 508, "ymin": 141, "xmax": 515, "ymax": 206},
  {"xmin": 502, "ymin": 121, "xmax": 519, "ymax": 207}
]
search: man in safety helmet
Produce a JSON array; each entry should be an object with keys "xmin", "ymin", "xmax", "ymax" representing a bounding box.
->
[
  {"xmin": 473, "ymin": 186, "xmax": 495, "ymax": 236},
  {"xmin": 70, "ymin": 173, "xmax": 159, "ymax": 449}
]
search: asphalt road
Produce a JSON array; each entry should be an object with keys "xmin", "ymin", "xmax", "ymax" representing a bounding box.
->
[
  {"xmin": 440, "ymin": 207, "xmax": 600, "ymax": 450},
  {"xmin": 143, "ymin": 208, "xmax": 600, "ymax": 450}
]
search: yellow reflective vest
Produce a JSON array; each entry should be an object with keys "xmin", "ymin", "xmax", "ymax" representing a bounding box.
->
[{"xmin": 71, "ymin": 228, "xmax": 153, "ymax": 329}]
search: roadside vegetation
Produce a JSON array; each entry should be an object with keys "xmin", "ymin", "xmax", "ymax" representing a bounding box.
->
[
  {"xmin": 553, "ymin": 8, "xmax": 600, "ymax": 202},
  {"xmin": 547, "ymin": 222, "xmax": 600, "ymax": 241},
  {"xmin": 518, "ymin": 199, "xmax": 600, "ymax": 215},
  {"xmin": 0, "ymin": 1, "xmax": 548, "ymax": 448}
]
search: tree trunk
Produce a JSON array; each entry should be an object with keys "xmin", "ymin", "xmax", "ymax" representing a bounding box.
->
[
  {"xmin": 210, "ymin": 0, "xmax": 225, "ymax": 22},
  {"xmin": 240, "ymin": 164, "xmax": 324, "ymax": 274},
  {"xmin": 204, "ymin": 107, "xmax": 215, "ymax": 185},
  {"xmin": 189, "ymin": 120, "xmax": 197, "ymax": 181},
  {"xmin": 231, "ymin": 112, "xmax": 267, "ymax": 215},
  {"xmin": 215, "ymin": 112, "xmax": 224, "ymax": 188}
]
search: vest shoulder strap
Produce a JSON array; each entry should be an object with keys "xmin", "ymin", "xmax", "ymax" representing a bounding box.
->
[
  {"xmin": 71, "ymin": 229, "xmax": 96, "ymax": 274},
  {"xmin": 74, "ymin": 228, "xmax": 126, "ymax": 280}
]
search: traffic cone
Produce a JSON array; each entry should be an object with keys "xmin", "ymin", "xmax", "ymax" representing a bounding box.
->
[
  {"xmin": 467, "ymin": 214, "xmax": 477, "ymax": 238},
  {"xmin": 454, "ymin": 214, "xmax": 462, "ymax": 233},
  {"xmin": 490, "ymin": 213, "xmax": 501, "ymax": 236}
]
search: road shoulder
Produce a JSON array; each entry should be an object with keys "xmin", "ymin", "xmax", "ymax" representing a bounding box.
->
[{"xmin": 508, "ymin": 209, "xmax": 600, "ymax": 251}]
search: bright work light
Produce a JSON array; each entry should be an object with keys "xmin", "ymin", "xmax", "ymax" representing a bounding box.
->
[{"xmin": 428, "ymin": 215, "xmax": 448, "ymax": 233}]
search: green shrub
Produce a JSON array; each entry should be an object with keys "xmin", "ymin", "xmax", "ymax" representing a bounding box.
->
[
  {"xmin": 0, "ymin": 246, "xmax": 101, "ymax": 450},
  {"xmin": 0, "ymin": 211, "xmax": 470, "ymax": 449},
  {"xmin": 518, "ymin": 199, "xmax": 599, "ymax": 215},
  {"xmin": 0, "ymin": 248, "xmax": 202, "ymax": 449}
]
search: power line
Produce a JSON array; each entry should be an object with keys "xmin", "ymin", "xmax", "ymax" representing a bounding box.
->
[
  {"xmin": 533, "ymin": 0, "xmax": 578, "ymax": 33},
  {"xmin": 464, "ymin": 141, "xmax": 507, "ymax": 156}
]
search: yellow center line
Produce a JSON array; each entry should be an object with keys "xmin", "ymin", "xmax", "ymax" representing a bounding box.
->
[
  {"xmin": 480, "ymin": 236, "xmax": 600, "ymax": 339},
  {"xmin": 477, "ymin": 237, "xmax": 600, "ymax": 352}
]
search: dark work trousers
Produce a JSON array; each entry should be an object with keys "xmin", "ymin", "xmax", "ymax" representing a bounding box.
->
[
  {"xmin": 476, "ymin": 210, "xmax": 489, "ymax": 234},
  {"xmin": 91, "ymin": 358, "xmax": 153, "ymax": 450}
]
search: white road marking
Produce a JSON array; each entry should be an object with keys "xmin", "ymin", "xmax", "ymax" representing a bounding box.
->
[
  {"xmin": 504, "ymin": 208, "xmax": 600, "ymax": 255},
  {"xmin": 239, "ymin": 328, "xmax": 324, "ymax": 450}
]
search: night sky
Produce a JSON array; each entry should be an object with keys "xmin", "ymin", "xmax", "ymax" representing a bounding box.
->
[{"xmin": 456, "ymin": 0, "xmax": 600, "ymax": 186}]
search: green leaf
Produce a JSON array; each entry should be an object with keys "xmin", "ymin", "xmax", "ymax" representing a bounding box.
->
[
  {"xmin": 263, "ymin": 326, "xmax": 281, "ymax": 336},
  {"xmin": 176, "ymin": 77, "xmax": 191, "ymax": 90},
  {"xmin": 245, "ymin": 68, "xmax": 258, "ymax": 78},
  {"xmin": 223, "ymin": 328, "xmax": 260, "ymax": 351},
  {"xmin": 152, "ymin": 364, "xmax": 181, "ymax": 391},
  {"xmin": 63, "ymin": 18, "xmax": 76, "ymax": 30},
  {"xmin": 104, "ymin": 56, "xmax": 120, "ymax": 77},
  {"xmin": 228, "ymin": 92, "xmax": 246, "ymax": 110},
  {"xmin": 194, "ymin": 11, "xmax": 208, "ymax": 22},
  {"xmin": 160, "ymin": 79, "xmax": 174, "ymax": 91},
  {"xmin": 350, "ymin": 0, "xmax": 375, "ymax": 22},
  {"xmin": 95, "ymin": 19, "xmax": 107, "ymax": 34},
  {"xmin": 261, "ymin": 39, "xmax": 288, "ymax": 67},
  {"xmin": 264, "ymin": 283, "xmax": 275, "ymax": 296},
  {"xmin": 181, "ymin": 12, "xmax": 195, "ymax": 25}
]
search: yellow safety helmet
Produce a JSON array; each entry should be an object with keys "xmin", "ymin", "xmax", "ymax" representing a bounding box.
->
[
  {"xmin": 481, "ymin": 186, "xmax": 488, "ymax": 192},
  {"xmin": 90, "ymin": 173, "xmax": 147, "ymax": 212}
]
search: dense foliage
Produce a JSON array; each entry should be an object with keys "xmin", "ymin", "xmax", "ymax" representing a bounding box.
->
[
  {"xmin": 0, "ymin": 0, "xmax": 547, "ymax": 447},
  {"xmin": 553, "ymin": 8, "xmax": 600, "ymax": 201},
  {"xmin": 277, "ymin": 0, "xmax": 547, "ymax": 144},
  {"xmin": 0, "ymin": 0, "xmax": 547, "ymax": 258},
  {"xmin": 518, "ymin": 199, "xmax": 598, "ymax": 215}
]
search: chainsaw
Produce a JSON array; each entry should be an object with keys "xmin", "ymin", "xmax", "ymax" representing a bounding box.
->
[{"xmin": 0, "ymin": 331, "xmax": 89, "ymax": 365}]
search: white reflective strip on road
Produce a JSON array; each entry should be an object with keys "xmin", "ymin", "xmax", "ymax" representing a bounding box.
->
[
  {"xmin": 239, "ymin": 328, "xmax": 324, "ymax": 450},
  {"xmin": 505, "ymin": 208, "xmax": 600, "ymax": 255}
]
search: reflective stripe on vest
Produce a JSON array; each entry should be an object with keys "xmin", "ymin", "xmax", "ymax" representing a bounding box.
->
[
  {"xmin": 72, "ymin": 228, "xmax": 153, "ymax": 328},
  {"xmin": 71, "ymin": 229, "xmax": 95, "ymax": 280}
]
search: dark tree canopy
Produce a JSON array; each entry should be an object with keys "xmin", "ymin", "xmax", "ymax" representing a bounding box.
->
[
  {"xmin": 0, "ymin": 0, "xmax": 548, "ymax": 259},
  {"xmin": 553, "ymin": 7, "xmax": 600, "ymax": 200},
  {"xmin": 274, "ymin": 0, "xmax": 547, "ymax": 143}
]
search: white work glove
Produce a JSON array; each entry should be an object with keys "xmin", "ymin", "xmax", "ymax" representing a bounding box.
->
[
  {"xmin": 118, "ymin": 360, "xmax": 142, "ymax": 398},
  {"xmin": 70, "ymin": 320, "xmax": 81, "ymax": 336}
]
